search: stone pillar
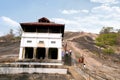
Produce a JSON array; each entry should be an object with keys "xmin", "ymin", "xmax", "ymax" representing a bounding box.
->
[
  {"xmin": 33, "ymin": 48, "xmax": 37, "ymax": 59},
  {"xmin": 58, "ymin": 48, "xmax": 62, "ymax": 61},
  {"xmin": 22, "ymin": 48, "xmax": 25, "ymax": 59},
  {"xmin": 45, "ymin": 48, "xmax": 48, "ymax": 60},
  {"xmin": 19, "ymin": 47, "xmax": 23, "ymax": 59}
]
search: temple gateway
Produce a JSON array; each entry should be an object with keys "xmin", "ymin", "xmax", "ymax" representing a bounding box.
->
[
  {"xmin": 19, "ymin": 17, "xmax": 65, "ymax": 63},
  {"xmin": 0, "ymin": 17, "xmax": 67, "ymax": 75}
]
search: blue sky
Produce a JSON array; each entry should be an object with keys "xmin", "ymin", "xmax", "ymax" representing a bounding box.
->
[{"xmin": 0, "ymin": 0, "xmax": 120, "ymax": 36}]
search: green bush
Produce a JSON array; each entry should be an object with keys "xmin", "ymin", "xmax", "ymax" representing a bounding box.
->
[
  {"xmin": 96, "ymin": 42, "xmax": 105, "ymax": 48},
  {"xmin": 103, "ymin": 48, "xmax": 114, "ymax": 54},
  {"xmin": 96, "ymin": 33, "xmax": 118, "ymax": 47}
]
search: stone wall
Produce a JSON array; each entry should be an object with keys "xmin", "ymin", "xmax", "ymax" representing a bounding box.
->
[{"xmin": 0, "ymin": 67, "xmax": 67, "ymax": 74}]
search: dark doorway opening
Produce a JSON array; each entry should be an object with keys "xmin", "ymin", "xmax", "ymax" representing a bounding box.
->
[
  {"xmin": 48, "ymin": 48, "xmax": 58, "ymax": 59},
  {"xmin": 36, "ymin": 48, "xmax": 46, "ymax": 59},
  {"xmin": 25, "ymin": 47, "xmax": 33, "ymax": 59}
]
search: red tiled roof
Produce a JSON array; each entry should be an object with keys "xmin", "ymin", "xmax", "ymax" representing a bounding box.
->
[
  {"xmin": 20, "ymin": 22, "xmax": 64, "ymax": 26},
  {"xmin": 20, "ymin": 17, "xmax": 64, "ymax": 26}
]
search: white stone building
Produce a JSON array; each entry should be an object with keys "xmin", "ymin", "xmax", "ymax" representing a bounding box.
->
[{"xmin": 19, "ymin": 17, "xmax": 65, "ymax": 63}]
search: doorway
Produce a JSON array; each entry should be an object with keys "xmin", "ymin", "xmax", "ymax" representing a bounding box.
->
[
  {"xmin": 36, "ymin": 48, "xmax": 46, "ymax": 59},
  {"xmin": 48, "ymin": 48, "xmax": 58, "ymax": 59},
  {"xmin": 25, "ymin": 47, "xmax": 33, "ymax": 59}
]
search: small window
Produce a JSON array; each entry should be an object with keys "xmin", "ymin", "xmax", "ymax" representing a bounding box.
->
[
  {"xmin": 39, "ymin": 41, "xmax": 44, "ymax": 43},
  {"xmin": 51, "ymin": 41, "xmax": 56, "ymax": 44},
  {"xmin": 27, "ymin": 40, "xmax": 32, "ymax": 43}
]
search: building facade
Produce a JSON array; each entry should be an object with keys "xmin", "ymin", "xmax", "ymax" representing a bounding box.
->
[{"xmin": 19, "ymin": 17, "xmax": 65, "ymax": 62}]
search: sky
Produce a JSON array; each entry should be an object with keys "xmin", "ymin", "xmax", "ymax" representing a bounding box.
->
[{"xmin": 0, "ymin": 0, "xmax": 120, "ymax": 36}]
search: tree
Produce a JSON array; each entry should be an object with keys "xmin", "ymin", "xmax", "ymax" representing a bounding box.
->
[
  {"xmin": 9, "ymin": 29, "xmax": 14, "ymax": 37},
  {"xmin": 1, "ymin": 29, "xmax": 15, "ymax": 42},
  {"xmin": 116, "ymin": 29, "xmax": 120, "ymax": 33},
  {"xmin": 17, "ymin": 27, "xmax": 22, "ymax": 36},
  {"xmin": 100, "ymin": 27, "xmax": 114, "ymax": 34},
  {"xmin": 96, "ymin": 33, "xmax": 118, "ymax": 47}
]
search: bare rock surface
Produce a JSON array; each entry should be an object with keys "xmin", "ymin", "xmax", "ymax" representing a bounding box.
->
[{"xmin": 0, "ymin": 32, "xmax": 120, "ymax": 80}]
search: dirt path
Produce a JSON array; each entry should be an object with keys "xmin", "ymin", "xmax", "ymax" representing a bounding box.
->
[{"xmin": 67, "ymin": 41, "xmax": 120, "ymax": 80}]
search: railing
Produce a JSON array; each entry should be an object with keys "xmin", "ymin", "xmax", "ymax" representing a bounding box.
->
[
  {"xmin": 0, "ymin": 67, "xmax": 67, "ymax": 74},
  {"xmin": 0, "ymin": 60, "xmax": 67, "ymax": 74}
]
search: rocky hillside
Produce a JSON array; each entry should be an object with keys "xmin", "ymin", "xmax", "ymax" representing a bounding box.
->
[
  {"xmin": 0, "ymin": 42, "xmax": 19, "ymax": 62},
  {"xmin": 0, "ymin": 31, "xmax": 120, "ymax": 80},
  {"xmin": 64, "ymin": 31, "xmax": 120, "ymax": 62},
  {"xmin": 64, "ymin": 31, "xmax": 120, "ymax": 80}
]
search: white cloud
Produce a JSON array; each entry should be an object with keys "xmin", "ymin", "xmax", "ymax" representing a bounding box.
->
[
  {"xmin": 90, "ymin": 0, "xmax": 119, "ymax": 4},
  {"xmin": 81, "ymin": 10, "xmax": 89, "ymax": 13},
  {"xmin": 80, "ymin": 5, "xmax": 120, "ymax": 32},
  {"xmin": 92, "ymin": 5, "xmax": 120, "ymax": 14},
  {"xmin": 54, "ymin": 5, "xmax": 120, "ymax": 33},
  {"xmin": 51, "ymin": 18, "xmax": 84, "ymax": 32},
  {"xmin": 0, "ymin": 16, "xmax": 20, "ymax": 36},
  {"xmin": 51, "ymin": 18, "xmax": 79, "ymax": 25},
  {"xmin": 1, "ymin": 16, "xmax": 20, "ymax": 27},
  {"xmin": 61, "ymin": 9, "xmax": 89, "ymax": 14},
  {"xmin": 51, "ymin": 18, "xmax": 83, "ymax": 31},
  {"xmin": 91, "ymin": 5, "xmax": 120, "ymax": 22},
  {"xmin": 61, "ymin": 10, "xmax": 78, "ymax": 14},
  {"xmin": 52, "ymin": 17, "xmax": 102, "ymax": 33}
]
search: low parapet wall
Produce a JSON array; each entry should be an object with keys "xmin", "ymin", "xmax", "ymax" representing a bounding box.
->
[{"xmin": 0, "ymin": 67, "xmax": 67, "ymax": 74}]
